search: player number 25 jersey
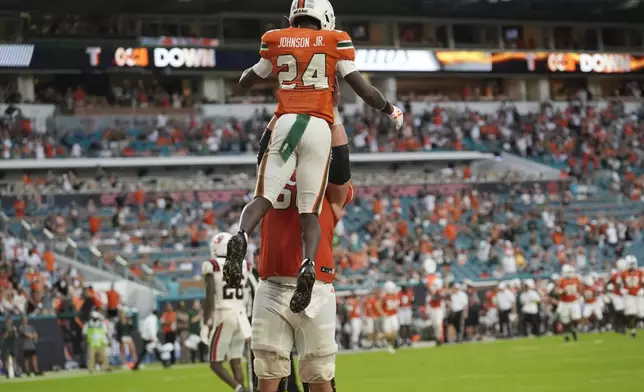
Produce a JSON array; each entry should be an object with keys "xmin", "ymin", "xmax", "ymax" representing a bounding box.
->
[
  {"xmin": 259, "ymin": 27, "xmax": 356, "ymax": 125},
  {"xmin": 202, "ymin": 258, "xmax": 249, "ymax": 311}
]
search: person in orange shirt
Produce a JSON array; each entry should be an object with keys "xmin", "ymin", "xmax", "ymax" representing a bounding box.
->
[
  {"xmin": 346, "ymin": 294, "xmax": 363, "ymax": 349},
  {"xmin": 428, "ymin": 278, "xmax": 446, "ymax": 345},
  {"xmin": 134, "ymin": 187, "xmax": 145, "ymax": 207},
  {"xmin": 106, "ymin": 283, "xmax": 120, "ymax": 319},
  {"xmin": 363, "ymin": 293, "xmax": 379, "ymax": 348},
  {"xmin": 397, "ymin": 286, "xmax": 414, "ymax": 346},
  {"xmin": 43, "ymin": 250, "xmax": 55, "ymax": 274},
  {"xmin": 377, "ymin": 281, "xmax": 400, "ymax": 353},
  {"xmin": 88, "ymin": 215, "xmax": 101, "ymax": 237},
  {"xmin": 555, "ymin": 264, "xmax": 582, "ymax": 342},
  {"xmin": 581, "ymin": 277, "xmax": 603, "ymax": 332},
  {"xmin": 13, "ymin": 199, "xmax": 26, "ymax": 218},
  {"xmin": 160, "ymin": 303, "xmax": 177, "ymax": 365},
  {"xmin": 372, "ymin": 196, "xmax": 383, "ymax": 215},
  {"xmin": 203, "ymin": 209, "xmax": 215, "ymax": 226},
  {"xmin": 444, "ymin": 223, "xmax": 458, "ymax": 244},
  {"xmin": 621, "ymin": 255, "xmax": 643, "ymax": 337}
]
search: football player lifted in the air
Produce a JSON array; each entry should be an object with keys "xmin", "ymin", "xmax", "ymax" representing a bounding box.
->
[{"xmin": 222, "ymin": 0, "xmax": 404, "ymax": 317}]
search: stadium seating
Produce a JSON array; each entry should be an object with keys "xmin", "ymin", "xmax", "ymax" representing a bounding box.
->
[{"xmin": 2, "ymin": 100, "xmax": 643, "ymax": 301}]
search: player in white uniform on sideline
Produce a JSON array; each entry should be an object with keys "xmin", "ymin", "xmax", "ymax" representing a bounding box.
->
[{"xmin": 201, "ymin": 233, "xmax": 252, "ymax": 392}]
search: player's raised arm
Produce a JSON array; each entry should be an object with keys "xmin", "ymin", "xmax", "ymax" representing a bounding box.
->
[
  {"xmin": 240, "ymin": 31, "xmax": 275, "ymax": 88},
  {"xmin": 334, "ymin": 31, "xmax": 403, "ymax": 130}
]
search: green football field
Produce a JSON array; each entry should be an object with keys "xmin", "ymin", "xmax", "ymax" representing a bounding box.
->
[{"xmin": 3, "ymin": 334, "xmax": 643, "ymax": 392}]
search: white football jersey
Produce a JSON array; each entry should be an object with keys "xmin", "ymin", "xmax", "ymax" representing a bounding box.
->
[{"xmin": 202, "ymin": 257, "xmax": 249, "ymax": 311}]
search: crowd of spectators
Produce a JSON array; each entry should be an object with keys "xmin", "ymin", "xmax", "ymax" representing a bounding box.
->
[
  {"xmin": 333, "ymin": 184, "xmax": 643, "ymax": 286},
  {"xmin": 1, "ymin": 93, "xmax": 643, "ymax": 296},
  {"xmin": 4, "ymin": 162, "xmax": 642, "ymax": 292},
  {"xmin": 0, "ymin": 233, "xmax": 91, "ymax": 317}
]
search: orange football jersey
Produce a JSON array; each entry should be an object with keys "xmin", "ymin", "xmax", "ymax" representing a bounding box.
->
[
  {"xmin": 621, "ymin": 270, "xmax": 643, "ymax": 296},
  {"xmin": 258, "ymin": 180, "xmax": 353, "ymax": 283},
  {"xmin": 364, "ymin": 296, "xmax": 379, "ymax": 318},
  {"xmin": 346, "ymin": 298, "xmax": 362, "ymax": 319},
  {"xmin": 382, "ymin": 294, "xmax": 400, "ymax": 316},
  {"xmin": 399, "ymin": 289, "xmax": 413, "ymax": 309},
  {"xmin": 609, "ymin": 272, "xmax": 623, "ymax": 295},
  {"xmin": 582, "ymin": 285, "xmax": 597, "ymax": 303},
  {"xmin": 558, "ymin": 277, "xmax": 581, "ymax": 303},
  {"xmin": 259, "ymin": 27, "xmax": 355, "ymax": 124},
  {"xmin": 429, "ymin": 289, "xmax": 444, "ymax": 309}
]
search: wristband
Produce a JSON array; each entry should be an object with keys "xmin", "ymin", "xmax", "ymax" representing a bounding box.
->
[{"xmin": 380, "ymin": 101, "xmax": 393, "ymax": 115}]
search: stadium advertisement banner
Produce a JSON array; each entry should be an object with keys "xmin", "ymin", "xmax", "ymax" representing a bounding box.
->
[
  {"xmin": 2, "ymin": 43, "xmax": 644, "ymax": 74},
  {"xmin": 355, "ymin": 49, "xmax": 644, "ymax": 74},
  {"xmin": 0, "ymin": 44, "xmax": 225, "ymax": 71},
  {"xmin": 0, "ymin": 180, "xmax": 567, "ymax": 209}
]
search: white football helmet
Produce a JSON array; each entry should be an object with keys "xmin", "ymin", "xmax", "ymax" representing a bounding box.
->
[
  {"xmin": 561, "ymin": 264, "xmax": 575, "ymax": 278},
  {"xmin": 523, "ymin": 279, "xmax": 535, "ymax": 289},
  {"xmin": 289, "ymin": 0, "xmax": 335, "ymax": 30},
  {"xmin": 383, "ymin": 280, "xmax": 397, "ymax": 294},
  {"xmin": 210, "ymin": 232, "xmax": 232, "ymax": 259},
  {"xmin": 584, "ymin": 276, "xmax": 594, "ymax": 286},
  {"xmin": 625, "ymin": 255, "xmax": 638, "ymax": 270},
  {"xmin": 616, "ymin": 258, "xmax": 628, "ymax": 272}
]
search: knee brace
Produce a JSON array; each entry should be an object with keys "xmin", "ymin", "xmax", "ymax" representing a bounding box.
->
[
  {"xmin": 253, "ymin": 349, "xmax": 291, "ymax": 380},
  {"xmin": 298, "ymin": 354, "xmax": 335, "ymax": 384}
]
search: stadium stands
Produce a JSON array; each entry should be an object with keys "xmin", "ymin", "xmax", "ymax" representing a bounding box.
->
[{"xmin": 2, "ymin": 97, "xmax": 642, "ymax": 300}]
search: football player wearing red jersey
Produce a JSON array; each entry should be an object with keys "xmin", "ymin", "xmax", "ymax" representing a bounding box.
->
[
  {"xmin": 346, "ymin": 294, "xmax": 363, "ymax": 349},
  {"xmin": 581, "ymin": 277, "xmax": 603, "ymax": 332},
  {"xmin": 555, "ymin": 264, "xmax": 582, "ymax": 342},
  {"xmin": 225, "ymin": 0, "xmax": 403, "ymax": 316},
  {"xmin": 427, "ymin": 279, "xmax": 445, "ymax": 346},
  {"xmin": 397, "ymin": 286, "xmax": 414, "ymax": 346},
  {"xmin": 607, "ymin": 259, "xmax": 627, "ymax": 334},
  {"xmin": 378, "ymin": 281, "xmax": 400, "ymax": 353},
  {"xmin": 362, "ymin": 293, "xmax": 379, "ymax": 348},
  {"xmin": 621, "ymin": 255, "xmax": 643, "ymax": 338},
  {"xmin": 250, "ymin": 114, "xmax": 352, "ymax": 392}
]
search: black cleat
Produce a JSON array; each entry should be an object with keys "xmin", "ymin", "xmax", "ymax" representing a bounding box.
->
[
  {"xmin": 223, "ymin": 231, "xmax": 247, "ymax": 287},
  {"xmin": 564, "ymin": 335, "xmax": 570, "ymax": 342},
  {"xmin": 290, "ymin": 258, "xmax": 316, "ymax": 313}
]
